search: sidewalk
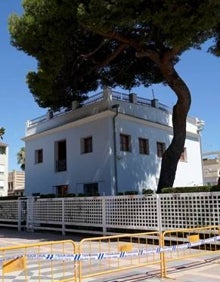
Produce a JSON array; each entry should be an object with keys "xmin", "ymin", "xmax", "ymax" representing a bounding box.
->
[
  {"xmin": 86, "ymin": 256, "xmax": 220, "ymax": 281},
  {"xmin": 0, "ymin": 228, "xmax": 220, "ymax": 281}
]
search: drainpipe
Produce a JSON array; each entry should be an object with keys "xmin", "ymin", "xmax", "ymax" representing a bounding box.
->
[
  {"xmin": 196, "ymin": 119, "xmax": 205, "ymax": 185},
  {"xmin": 112, "ymin": 104, "xmax": 120, "ymax": 195}
]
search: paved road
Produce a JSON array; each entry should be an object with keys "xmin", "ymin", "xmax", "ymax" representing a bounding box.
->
[{"xmin": 0, "ymin": 228, "xmax": 220, "ymax": 281}]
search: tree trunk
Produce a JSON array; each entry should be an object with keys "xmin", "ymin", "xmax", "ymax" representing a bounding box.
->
[{"xmin": 156, "ymin": 59, "xmax": 191, "ymax": 193}]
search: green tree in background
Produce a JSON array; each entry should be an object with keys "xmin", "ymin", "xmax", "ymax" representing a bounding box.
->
[
  {"xmin": 0, "ymin": 128, "xmax": 5, "ymax": 140},
  {"xmin": 17, "ymin": 147, "xmax": 25, "ymax": 171},
  {"xmin": 8, "ymin": 0, "xmax": 220, "ymax": 192}
]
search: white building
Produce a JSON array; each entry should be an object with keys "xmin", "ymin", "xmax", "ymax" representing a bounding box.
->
[
  {"xmin": 202, "ymin": 151, "xmax": 220, "ymax": 185},
  {"xmin": 23, "ymin": 88, "xmax": 204, "ymax": 196},
  {"xmin": 0, "ymin": 142, "xmax": 8, "ymax": 197}
]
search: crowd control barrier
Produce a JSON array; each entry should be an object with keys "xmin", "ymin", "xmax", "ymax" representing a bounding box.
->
[
  {"xmin": 161, "ymin": 225, "xmax": 220, "ymax": 278},
  {"xmin": 78, "ymin": 231, "xmax": 161, "ymax": 281},
  {"xmin": 1, "ymin": 226, "xmax": 220, "ymax": 281},
  {"xmin": 0, "ymin": 240, "xmax": 77, "ymax": 282}
]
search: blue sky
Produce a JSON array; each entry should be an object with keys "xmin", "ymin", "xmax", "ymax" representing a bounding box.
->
[{"xmin": 1, "ymin": 1, "xmax": 220, "ymax": 171}]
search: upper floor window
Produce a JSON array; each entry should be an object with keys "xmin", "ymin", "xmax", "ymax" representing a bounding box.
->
[
  {"xmin": 180, "ymin": 147, "xmax": 187, "ymax": 162},
  {"xmin": 55, "ymin": 140, "xmax": 67, "ymax": 172},
  {"xmin": 35, "ymin": 149, "xmax": 43, "ymax": 164},
  {"xmin": 120, "ymin": 134, "xmax": 131, "ymax": 152},
  {"xmin": 0, "ymin": 165, "xmax": 4, "ymax": 173},
  {"xmin": 139, "ymin": 138, "xmax": 149, "ymax": 155},
  {"xmin": 157, "ymin": 142, "xmax": 166, "ymax": 157},
  {"xmin": 81, "ymin": 136, "xmax": 93, "ymax": 154},
  {"xmin": 0, "ymin": 146, "xmax": 6, "ymax": 154}
]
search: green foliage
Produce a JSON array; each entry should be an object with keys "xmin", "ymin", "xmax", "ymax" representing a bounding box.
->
[
  {"xmin": 124, "ymin": 190, "xmax": 138, "ymax": 195},
  {"xmin": 142, "ymin": 188, "xmax": 154, "ymax": 195},
  {"xmin": 9, "ymin": 1, "xmax": 220, "ymax": 110},
  {"xmin": 39, "ymin": 194, "xmax": 56, "ymax": 198},
  {"xmin": 0, "ymin": 195, "xmax": 19, "ymax": 201},
  {"xmin": 161, "ymin": 185, "xmax": 220, "ymax": 193},
  {"xmin": 17, "ymin": 147, "xmax": 25, "ymax": 171},
  {"xmin": 0, "ymin": 128, "xmax": 5, "ymax": 139}
]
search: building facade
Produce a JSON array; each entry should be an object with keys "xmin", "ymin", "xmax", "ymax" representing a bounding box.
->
[
  {"xmin": 202, "ymin": 151, "xmax": 220, "ymax": 185},
  {"xmin": 8, "ymin": 170, "xmax": 25, "ymax": 196},
  {"xmin": 0, "ymin": 142, "xmax": 8, "ymax": 196},
  {"xmin": 24, "ymin": 88, "xmax": 204, "ymax": 196}
]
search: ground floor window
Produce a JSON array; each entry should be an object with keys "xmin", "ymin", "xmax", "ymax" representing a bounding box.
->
[
  {"xmin": 56, "ymin": 185, "xmax": 68, "ymax": 196},
  {"xmin": 83, "ymin": 183, "xmax": 99, "ymax": 196}
]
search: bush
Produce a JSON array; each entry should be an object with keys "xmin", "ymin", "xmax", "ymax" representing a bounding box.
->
[
  {"xmin": 124, "ymin": 190, "xmax": 138, "ymax": 195},
  {"xmin": 161, "ymin": 185, "xmax": 220, "ymax": 193},
  {"xmin": 210, "ymin": 185, "xmax": 220, "ymax": 192},
  {"xmin": 40, "ymin": 194, "xmax": 56, "ymax": 198},
  {"xmin": 142, "ymin": 188, "xmax": 154, "ymax": 194}
]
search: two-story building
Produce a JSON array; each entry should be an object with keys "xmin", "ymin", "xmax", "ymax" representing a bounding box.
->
[
  {"xmin": 23, "ymin": 88, "xmax": 204, "ymax": 196},
  {"xmin": 0, "ymin": 142, "xmax": 8, "ymax": 196}
]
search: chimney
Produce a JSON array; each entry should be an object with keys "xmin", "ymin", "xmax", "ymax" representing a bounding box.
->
[
  {"xmin": 47, "ymin": 109, "xmax": 53, "ymax": 119},
  {"xmin": 72, "ymin": 101, "xmax": 79, "ymax": 110},
  {"xmin": 129, "ymin": 93, "xmax": 137, "ymax": 104},
  {"xmin": 151, "ymin": 99, "xmax": 159, "ymax": 108}
]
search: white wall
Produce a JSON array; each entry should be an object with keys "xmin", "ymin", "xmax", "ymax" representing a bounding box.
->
[
  {"xmin": 24, "ymin": 94, "xmax": 203, "ymax": 196},
  {"xmin": 25, "ymin": 113, "xmax": 114, "ymax": 196},
  {"xmin": 174, "ymin": 136, "xmax": 203, "ymax": 187}
]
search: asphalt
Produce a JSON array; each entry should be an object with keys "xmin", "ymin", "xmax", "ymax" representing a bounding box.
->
[{"xmin": 0, "ymin": 228, "xmax": 220, "ymax": 281}]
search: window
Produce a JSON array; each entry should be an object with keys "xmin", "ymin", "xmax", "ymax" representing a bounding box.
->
[
  {"xmin": 157, "ymin": 142, "xmax": 166, "ymax": 157},
  {"xmin": 8, "ymin": 182, "xmax": 13, "ymax": 191},
  {"xmin": 84, "ymin": 183, "xmax": 99, "ymax": 196},
  {"xmin": 139, "ymin": 138, "xmax": 149, "ymax": 155},
  {"xmin": 55, "ymin": 140, "xmax": 67, "ymax": 172},
  {"xmin": 56, "ymin": 185, "xmax": 68, "ymax": 197},
  {"xmin": 35, "ymin": 149, "xmax": 43, "ymax": 164},
  {"xmin": 180, "ymin": 147, "xmax": 187, "ymax": 162},
  {"xmin": 81, "ymin": 136, "xmax": 93, "ymax": 154},
  {"xmin": 120, "ymin": 134, "xmax": 131, "ymax": 152},
  {"xmin": 0, "ymin": 165, "xmax": 4, "ymax": 175},
  {"xmin": 0, "ymin": 146, "xmax": 6, "ymax": 154}
]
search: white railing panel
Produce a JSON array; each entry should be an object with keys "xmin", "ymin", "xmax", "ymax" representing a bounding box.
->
[{"xmin": 0, "ymin": 192, "xmax": 220, "ymax": 234}]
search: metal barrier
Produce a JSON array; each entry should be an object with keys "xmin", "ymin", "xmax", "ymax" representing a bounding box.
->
[
  {"xmin": 161, "ymin": 226, "xmax": 220, "ymax": 278},
  {"xmin": 78, "ymin": 231, "xmax": 161, "ymax": 282},
  {"xmin": 0, "ymin": 240, "xmax": 78, "ymax": 282},
  {"xmin": 1, "ymin": 227, "xmax": 220, "ymax": 281}
]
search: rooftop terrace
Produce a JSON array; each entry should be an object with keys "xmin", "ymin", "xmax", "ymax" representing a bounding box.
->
[{"xmin": 25, "ymin": 88, "xmax": 202, "ymax": 137}]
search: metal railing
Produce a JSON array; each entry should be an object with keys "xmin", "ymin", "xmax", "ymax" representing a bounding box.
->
[
  {"xmin": 0, "ymin": 240, "xmax": 77, "ymax": 282},
  {"xmin": 161, "ymin": 225, "xmax": 220, "ymax": 278},
  {"xmin": 1, "ymin": 226, "xmax": 220, "ymax": 281},
  {"xmin": 78, "ymin": 231, "xmax": 161, "ymax": 281},
  {"xmin": 26, "ymin": 90, "xmax": 173, "ymax": 128}
]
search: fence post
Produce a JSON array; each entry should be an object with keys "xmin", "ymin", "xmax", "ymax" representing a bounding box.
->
[
  {"xmin": 17, "ymin": 199, "xmax": 22, "ymax": 231},
  {"xmin": 62, "ymin": 198, "xmax": 65, "ymax": 235},
  {"xmin": 157, "ymin": 194, "xmax": 165, "ymax": 277},
  {"xmin": 156, "ymin": 194, "xmax": 162, "ymax": 232},
  {"xmin": 27, "ymin": 197, "xmax": 35, "ymax": 231},
  {"xmin": 102, "ymin": 197, "xmax": 107, "ymax": 235}
]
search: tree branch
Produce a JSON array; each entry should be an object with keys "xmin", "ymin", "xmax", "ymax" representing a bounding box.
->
[
  {"xmin": 135, "ymin": 49, "xmax": 160, "ymax": 64},
  {"xmin": 81, "ymin": 40, "xmax": 106, "ymax": 60},
  {"xmin": 95, "ymin": 43, "xmax": 127, "ymax": 67}
]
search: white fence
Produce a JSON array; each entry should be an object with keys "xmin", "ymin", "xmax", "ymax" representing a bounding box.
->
[{"xmin": 0, "ymin": 192, "xmax": 220, "ymax": 235}]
